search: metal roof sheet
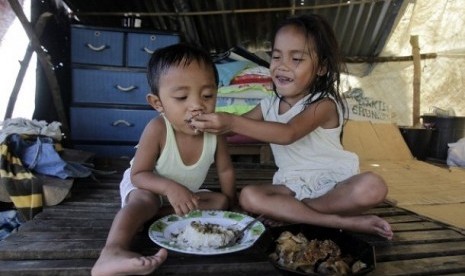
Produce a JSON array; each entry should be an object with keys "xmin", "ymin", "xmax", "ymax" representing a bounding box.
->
[{"xmin": 62, "ymin": 0, "xmax": 408, "ymax": 58}]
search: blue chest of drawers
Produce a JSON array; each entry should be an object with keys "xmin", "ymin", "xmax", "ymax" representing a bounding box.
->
[{"xmin": 69, "ymin": 25, "xmax": 180, "ymax": 158}]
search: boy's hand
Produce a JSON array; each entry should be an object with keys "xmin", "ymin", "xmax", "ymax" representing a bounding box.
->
[
  {"xmin": 190, "ymin": 112, "xmax": 232, "ymax": 134},
  {"xmin": 165, "ymin": 184, "xmax": 200, "ymax": 216}
]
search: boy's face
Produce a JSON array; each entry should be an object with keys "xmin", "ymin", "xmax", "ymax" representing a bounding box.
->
[{"xmin": 148, "ymin": 60, "xmax": 218, "ymax": 135}]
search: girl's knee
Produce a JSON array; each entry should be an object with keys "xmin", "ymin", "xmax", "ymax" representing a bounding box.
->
[
  {"xmin": 238, "ymin": 186, "xmax": 250, "ymax": 209},
  {"xmin": 362, "ymin": 171, "xmax": 386, "ymax": 188},
  {"xmin": 239, "ymin": 185, "xmax": 260, "ymax": 211},
  {"xmin": 359, "ymin": 172, "xmax": 388, "ymax": 203}
]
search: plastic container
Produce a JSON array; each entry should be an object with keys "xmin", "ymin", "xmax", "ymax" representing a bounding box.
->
[
  {"xmin": 421, "ymin": 115, "xmax": 465, "ymax": 161},
  {"xmin": 399, "ymin": 127, "xmax": 432, "ymax": 160}
]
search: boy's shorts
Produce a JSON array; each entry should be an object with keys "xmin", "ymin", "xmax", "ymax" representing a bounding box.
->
[
  {"xmin": 120, "ymin": 168, "xmax": 165, "ymax": 208},
  {"xmin": 120, "ymin": 168, "xmax": 210, "ymax": 208}
]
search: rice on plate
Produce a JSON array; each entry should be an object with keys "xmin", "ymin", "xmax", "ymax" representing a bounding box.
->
[
  {"xmin": 148, "ymin": 210, "xmax": 266, "ymax": 255},
  {"xmin": 173, "ymin": 220, "xmax": 238, "ymax": 249}
]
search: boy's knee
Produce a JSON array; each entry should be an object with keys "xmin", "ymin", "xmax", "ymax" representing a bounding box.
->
[
  {"xmin": 217, "ymin": 194, "xmax": 229, "ymax": 209},
  {"xmin": 204, "ymin": 193, "xmax": 229, "ymax": 210},
  {"xmin": 128, "ymin": 189, "xmax": 160, "ymax": 209}
]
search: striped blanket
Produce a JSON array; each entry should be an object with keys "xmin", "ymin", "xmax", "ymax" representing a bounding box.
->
[{"xmin": 0, "ymin": 135, "xmax": 42, "ymax": 221}]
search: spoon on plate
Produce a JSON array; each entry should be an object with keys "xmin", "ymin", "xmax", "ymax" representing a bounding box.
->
[{"xmin": 218, "ymin": 214, "xmax": 264, "ymax": 249}]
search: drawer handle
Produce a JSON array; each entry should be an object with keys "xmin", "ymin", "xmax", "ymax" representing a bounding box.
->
[
  {"xmin": 86, "ymin": 43, "xmax": 107, "ymax": 52},
  {"xmin": 143, "ymin": 47, "xmax": 155, "ymax": 55},
  {"xmin": 112, "ymin": 120, "xmax": 134, "ymax": 127},
  {"xmin": 116, "ymin": 85, "xmax": 137, "ymax": 92}
]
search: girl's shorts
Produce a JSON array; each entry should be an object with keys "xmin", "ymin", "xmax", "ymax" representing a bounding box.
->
[{"xmin": 272, "ymin": 169, "xmax": 354, "ymax": 200}]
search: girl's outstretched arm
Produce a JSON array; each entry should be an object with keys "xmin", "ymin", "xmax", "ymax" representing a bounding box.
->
[
  {"xmin": 191, "ymin": 98, "xmax": 338, "ymax": 145},
  {"xmin": 215, "ymin": 135, "xmax": 236, "ymax": 207}
]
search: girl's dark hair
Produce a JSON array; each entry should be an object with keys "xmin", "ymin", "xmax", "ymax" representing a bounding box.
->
[
  {"xmin": 147, "ymin": 43, "xmax": 219, "ymax": 95},
  {"xmin": 272, "ymin": 14, "xmax": 347, "ymax": 119}
]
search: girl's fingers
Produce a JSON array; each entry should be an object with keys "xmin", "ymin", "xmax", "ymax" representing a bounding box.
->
[{"xmin": 190, "ymin": 120, "xmax": 207, "ymax": 129}]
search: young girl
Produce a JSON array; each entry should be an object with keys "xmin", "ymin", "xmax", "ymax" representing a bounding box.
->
[
  {"xmin": 191, "ymin": 14, "xmax": 393, "ymax": 240},
  {"xmin": 92, "ymin": 44, "xmax": 236, "ymax": 276}
]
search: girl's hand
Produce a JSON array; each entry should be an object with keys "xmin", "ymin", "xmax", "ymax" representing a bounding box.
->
[
  {"xmin": 190, "ymin": 112, "xmax": 232, "ymax": 134},
  {"xmin": 166, "ymin": 184, "xmax": 200, "ymax": 216}
]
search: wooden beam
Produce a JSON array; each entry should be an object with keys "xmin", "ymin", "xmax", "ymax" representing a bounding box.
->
[
  {"xmin": 344, "ymin": 53, "xmax": 437, "ymax": 63},
  {"xmin": 410, "ymin": 35, "xmax": 421, "ymax": 127},
  {"xmin": 71, "ymin": 0, "xmax": 388, "ymax": 17},
  {"xmin": 4, "ymin": 12, "xmax": 52, "ymax": 120},
  {"xmin": 7, "ymin": 0, "xmax": 70, "ymax": 137}
]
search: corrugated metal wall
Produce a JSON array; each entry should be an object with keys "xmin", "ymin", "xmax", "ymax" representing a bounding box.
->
[{"xmin": 63, "ymin": 0, "xmax": 408, "ymax": 58}]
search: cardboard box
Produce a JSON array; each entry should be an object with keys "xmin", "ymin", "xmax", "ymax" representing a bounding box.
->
[{"xmin": 342, "ymin": 120, "xmax": 465, "ymax": 231}]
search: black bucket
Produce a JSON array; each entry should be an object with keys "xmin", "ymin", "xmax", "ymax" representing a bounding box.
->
[
  {"xmin": 399, "ymin": 127, "xmax": 433, "ymax": 160},
  {"xmin": 421, "ymin": 115, "xmax": 465, "ymax": 161}
]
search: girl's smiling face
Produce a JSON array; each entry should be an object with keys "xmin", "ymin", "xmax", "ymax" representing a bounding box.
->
[
  {"xmin": 148, "ymin": 60, "xmax": 218, "ymax": 135},
  {"xmin": 270, "ymin": 25, "xmax": 323, "ymax": 105}
]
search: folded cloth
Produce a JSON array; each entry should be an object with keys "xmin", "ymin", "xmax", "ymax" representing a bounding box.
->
[
  {"xmin": 0, "ymin": 210, "xmax": 21, "ymax": 240},
  {"xmin": 16, "ymin": 135, "xmax": 92, "ymax": 179},
  {"xmin": 0, "ymin": 135, "xmax": 43, "ymax": 221},
  {"xmin": 0, "ymin": 118, "xmax": 62, "ymax": 143},
  {"xmin": 215, "ymin": 61, "xmax": 251, "ymax": 87},
  {"xmin": 0, "ymin": 134, "xmax": 98, "ymax": 220}
]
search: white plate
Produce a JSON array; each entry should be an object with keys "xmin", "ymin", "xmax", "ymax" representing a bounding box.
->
[{"xmin": 148, "ymin": 210, "xmax": 266, "ymax": 255}]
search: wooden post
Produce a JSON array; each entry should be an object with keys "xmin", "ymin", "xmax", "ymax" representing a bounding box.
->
[
  {"xmin": 410, "ymin": 35, "xmax": 421, "ymax": 127},
  {"xmin": 4, "ymin": 12, "xmax": 52, "ymax": 120},
  {"xmin": 7, "ymin": 0, "xmax": 70, "ymax": 137}
]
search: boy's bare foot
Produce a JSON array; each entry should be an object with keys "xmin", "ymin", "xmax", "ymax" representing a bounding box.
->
[{"xmin": 91, "ymin": 246, "xmax": 168, "ymax": 276}]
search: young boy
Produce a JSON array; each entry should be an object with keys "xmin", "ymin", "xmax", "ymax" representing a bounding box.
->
[{"xmin": 92, "ymin": 43, "xmax": 236, "ymax": 276}]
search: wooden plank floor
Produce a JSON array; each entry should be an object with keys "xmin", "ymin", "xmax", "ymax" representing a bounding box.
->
[{"xmin": 1, "ymin": 159, "xmax": 465, "ymax": 275}]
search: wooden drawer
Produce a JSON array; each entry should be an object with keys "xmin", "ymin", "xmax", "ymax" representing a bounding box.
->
[
  {"xmin": 71, "ymin": 26, "xmax": 124, "ymax": 66},
  {"xmin": 72, "ymin": 68, "xmax": 150, "ymax": 105},
  {"xmin": 70, "ymin": 107, "xmax": 156, "ymax": 142},
  {"xmin": 126, "ymin": 32, "xmax": 180, "ymax": 67}
]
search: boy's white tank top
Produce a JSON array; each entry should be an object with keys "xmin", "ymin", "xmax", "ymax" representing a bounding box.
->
[{"xmin": 154, "ymin": 115, "xmax": 217, "ymax": 192}]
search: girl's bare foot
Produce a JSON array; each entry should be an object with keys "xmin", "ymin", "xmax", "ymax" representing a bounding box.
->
[
  {"xmin": 259, "ymin": 216, "xmax": 288, "ymax": 228},
  {"xmin": 347, "ymin": 215, "xmax": 393, "ymax": 240},
  {"xmin": 91, "ymin": 246, "xmax": 168, "ymax": 276}
]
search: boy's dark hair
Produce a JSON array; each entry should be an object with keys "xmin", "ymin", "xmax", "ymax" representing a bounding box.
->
[
  {"xmin": 272, "ymin": 14, "xmax": 346, "ymax": 118},
  {"xmin": 147, "ymin": 43, "xmax": 219, "ymax": 95}
]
